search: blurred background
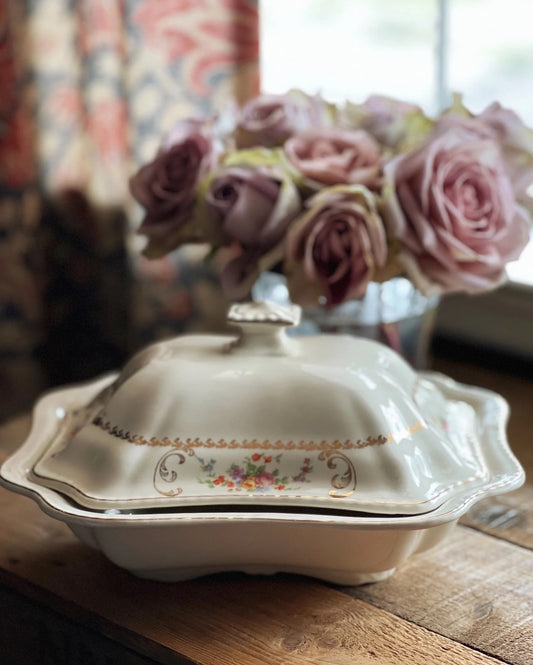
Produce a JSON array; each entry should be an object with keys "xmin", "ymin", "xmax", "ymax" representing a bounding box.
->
[{"xmin": 0, "ymin": 0, "xmax": 531, "ymax": 422}]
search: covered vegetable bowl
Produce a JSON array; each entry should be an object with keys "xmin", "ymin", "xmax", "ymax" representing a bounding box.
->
[{"xmin": 0, "ymin": 302, "xmax": 525, "ymax": 584}]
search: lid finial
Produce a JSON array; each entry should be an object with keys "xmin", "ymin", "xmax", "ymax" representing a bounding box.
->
[
  {"xmin": 228, "ymin": 301, "xmax": 301, "ymax": 327},
  {"xmin": 227, "ymin": 301, "xmax": 301, "ymax": 355}
]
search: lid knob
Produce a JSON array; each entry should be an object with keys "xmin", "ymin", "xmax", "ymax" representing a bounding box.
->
[{"xmin": 227, "ymin": 301, "xmax": 301, "ymax": 355}]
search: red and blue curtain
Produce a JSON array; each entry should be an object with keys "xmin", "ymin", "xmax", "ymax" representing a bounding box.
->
[{"xmin": 0, "ymin": 0, "xmax": 259, "ymax": 419}]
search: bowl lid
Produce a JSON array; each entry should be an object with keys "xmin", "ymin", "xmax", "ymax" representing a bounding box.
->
[{"xmin": 31, "ymin": 302, "xmax": 491, "ymax": 515}]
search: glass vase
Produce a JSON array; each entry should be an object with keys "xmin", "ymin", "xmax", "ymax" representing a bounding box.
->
[{"xmin": 251, "ymin": 272, "xmax": 440, "ymax": 369}]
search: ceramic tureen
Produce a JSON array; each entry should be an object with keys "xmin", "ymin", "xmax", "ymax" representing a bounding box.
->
[{"xmin": 0, "ymin": 302, "xmax": 524, "ymax": 584}]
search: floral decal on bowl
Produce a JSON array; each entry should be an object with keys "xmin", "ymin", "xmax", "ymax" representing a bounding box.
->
[{"xmin": 197, "ymin": 453, "xmax": 313, "ymax": 492}]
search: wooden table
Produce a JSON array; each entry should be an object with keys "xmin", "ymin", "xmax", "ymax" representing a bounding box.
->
[{"xmin": 1, "ymin": 359, "xmax": 532, "ymax": 665}]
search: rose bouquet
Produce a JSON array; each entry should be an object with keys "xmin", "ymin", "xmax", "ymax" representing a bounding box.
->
[{"xmin": 129, "ymin": 91, "xmax": 532, "ymax": 310}]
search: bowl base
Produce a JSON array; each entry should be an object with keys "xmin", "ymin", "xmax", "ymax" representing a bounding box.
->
[{"xmin": 130, "ymin": 564, "xmax": 396, "ymax": 585}]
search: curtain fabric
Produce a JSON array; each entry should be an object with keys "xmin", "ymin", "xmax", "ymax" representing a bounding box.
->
[{"xmin": 0, "ymin": 0, "xmax": 259, "ymax": 420}]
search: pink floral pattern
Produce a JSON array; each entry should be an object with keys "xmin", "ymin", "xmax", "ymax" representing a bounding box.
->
[
  {"xmin": 197, "ymin": 453, "xmax": 314, "ymax": 492},
  {"xmin": 87, "ymin": 99, "xmax": 129, "ymax": 162},
  {"xmin": 133, "ymin": 0, "xmax": 258, "ymax": 98}
]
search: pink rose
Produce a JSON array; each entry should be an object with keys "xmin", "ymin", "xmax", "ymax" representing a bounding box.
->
[
  {"xmin": 437, "ymin": 103, "xmax": 533, "ymax": 215},
  {"xmin": 286, "ymin": 185, "xmax": 387, "ymax": 308},
  {"xmin": 235, "ymin": 91, "xmax": 330, "ymax": 149},
  {"xmin": 478, "ymin": 102, "xmax": 533, "ymax": 153},
  {"xmin": 205, "ymin": 165, "xmax": 300, "ymax": 299},
  {"xmin": 284, "ymin": 127, "xmax": 382, "ymax": 189},
  {"xmin": 255, "ymin": 471, "xmax": 275, "ymax": 488},
  {"xmin": 129, "ymin": 119, "xmax": 214, "ymax": 256},
  {"xmin": 383, "ymin": 128, "xmax": 530, "ymax": 295},
  {"xmin": 478, "ymin": 103, "xmax": 533, "ymax": 215},
  {"xmin": 341, "ymin": 95, "xmax": 431, "ymax": 152},
  {"xmin": 206, "ymin": 166, "xmax": 296, "ymax": 250},
  {"xmin": 357, "ymin": 95, "xmax": 425, "ymax": 148}
]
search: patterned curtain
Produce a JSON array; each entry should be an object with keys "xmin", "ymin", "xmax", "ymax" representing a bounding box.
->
[{"xmin": 0, "ymin": 0, "xmax": 259, "ymax": 420}]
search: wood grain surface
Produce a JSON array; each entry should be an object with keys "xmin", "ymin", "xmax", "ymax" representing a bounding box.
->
[
  {"xmin": 1, "ymin": 356, "xmax": 532, "ymax": 665},
  {"xmin": 347, "ymin": 526, "xmax": 533, "ymax": 665},
  {"xmin": 0, "ymin": 481, "xmax": 507, "ymax": 665}
]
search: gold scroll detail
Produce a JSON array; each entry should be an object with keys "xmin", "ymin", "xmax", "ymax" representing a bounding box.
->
[
  {"xmin": 318, "ymin": 450, "xmax": 357, "ymax": 498},
  {"xmin": 153, "ymin": 448, "xmax": 195, "ymax": 497},
  {"xmin": 92, "ymin": 415, "xmax": 403, "ymax": 453}
]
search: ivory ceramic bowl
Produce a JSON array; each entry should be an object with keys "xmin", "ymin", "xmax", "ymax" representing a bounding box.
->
[{"xmin": 0, "ymin": 302, "xmax": 525, "ymax": 584}]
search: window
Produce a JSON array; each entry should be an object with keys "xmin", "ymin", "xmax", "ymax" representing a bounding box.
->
[
  {"xmin": 261, "ymin": 0, "xmax": 438, "ymax": 110},
  {"xmin": 261, "ymin": 0, "xmax": 533, "ymax": 119}
]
